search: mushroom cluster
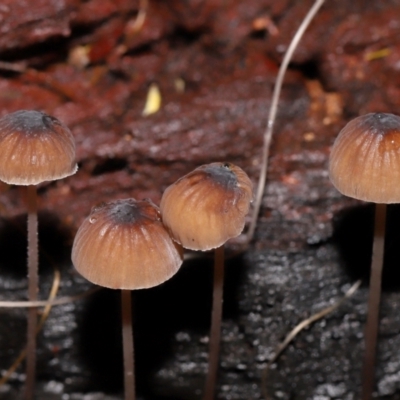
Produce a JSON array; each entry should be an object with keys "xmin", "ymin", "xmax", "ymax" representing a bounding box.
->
[
  {"xmin": 0, "ymin": 110, "xmax": 255, "ymax": 400},
  {"xmin": 70, "ymin": 162, "xmax": 252, "ymax": 400}
]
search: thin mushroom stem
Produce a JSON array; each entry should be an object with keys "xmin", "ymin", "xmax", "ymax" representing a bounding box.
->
[
  {"xmin": 121, "ymin": 290, "xmax": 135, "ymax": 400},
  {"xmin": 203, "ymin": 246, "xmax": 225, "ymax": 400},
  {"xmin": 25, "ymin": 185, "xmax": 38, "ymax": 400},
  {"xmin": 361, "ymin": 202, "xmax": 387, "ymax": 400}
]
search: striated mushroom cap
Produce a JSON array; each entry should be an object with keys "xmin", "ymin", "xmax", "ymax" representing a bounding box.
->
[
  {"xmin": 330, "ymin": 113, "xmax": 400, "ymax": 204},
  {"xmin": 160, "ymin": 162, "xmax": 253, "ymax": 251},
  {"xmin": 0, "ymin": 110, "xmax": 77, "ymax": 185},
  {"xmin": 72, "ymin": 198, "xmax": 183, "ymax": 290}
]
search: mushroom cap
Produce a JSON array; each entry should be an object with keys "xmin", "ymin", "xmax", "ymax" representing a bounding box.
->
[
  {"xmin": 160, "ymin": 162, "xmax": 253, "ymax": 251},
  {"xmin": 71, "ymin": 198, "xmax": 183, "ymax": 290},
  {"xmin": 0, "ymin": 110, "xmax": 77, "ymax": 185},
  {"xmin": 329, "ymin": 113, "xmax": 400, "ymax": 204}
]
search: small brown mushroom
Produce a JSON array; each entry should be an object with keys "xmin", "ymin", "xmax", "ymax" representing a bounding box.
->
[
  {"xmin": 72, "ymin": 198, "xmax": 183, "ymax": 400},
  {"xmin": 0, "ymin": 110, "xmax": 77, "ymax": 185},
  {"xmin": 330, "ymin": 112, "xmax": 400, "ymax": 204},
  {"xmin": 329, "ymin": 112, "xmax": 400, "ymax": 400},
  {"xmin": 72, "ymin": 198, "xmax": 183, "ymax": 290},
  {"xmin": 160, "ymin": 162, "xmax": 253, "ymax": 251},
  {"xmin": 0, "ymin": 110, "xmax": 77, "ymax": 400},
  {"xmin": 160, "ymin": 162, "xmax": 253, "ymax": 400}
]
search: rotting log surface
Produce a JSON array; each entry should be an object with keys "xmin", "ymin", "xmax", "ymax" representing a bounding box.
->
[{"xmin": 1, "ymin": 1, "xmax": 400, "ymax": 399}]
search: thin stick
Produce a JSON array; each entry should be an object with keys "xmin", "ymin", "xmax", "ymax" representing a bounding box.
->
[
  {"xmin": 0, "ymin": 268, "xmax": 61, "ymax": 386},
  {"xmin": 121, "ymin": 290, "xmax": 135, "ymax": 400},
  {"xmin": 203, "ymin": 246, "xmax": 225, "ymax": 400},
  {"xmin": 245, "ymin": 0, "xmax": 326, "ymax": 246},
  {"xmin": 25, "ymin": 185, "xmax": 38, "ymax": 400},
  {"xmin": 361, "ymin": 203, "xmax": 387, "ymax": 400},
  {"xmin": 261, "ymin": 279, "xmax": 362, "ymax": 399},
  {"xmin": 0, "ymin": 286, "xmax": 101, "ymax": 308}
]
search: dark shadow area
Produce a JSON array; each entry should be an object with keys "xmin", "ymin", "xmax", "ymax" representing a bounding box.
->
[
  {"xmin": 249, "ymin": 28, "xmax": 268, "ymax": 40},
  {"xmin": 169, "ymin": 27, "xmax": 205, "ymax": 46},
  {"xmin": 0, "ymin": 211, "xmax": 74, "ymax": 280},
  {"xmin": 91, "ymin": 158, "xmax": 128, "ymax": 176},
  {"xmin": 0, "ymin": 38, "xmax": 69, "ymax": 69},
  {"xmin": 381, "ymin": 203, "xmax": 400, "ymax": 289},
  {"xmin": 78, "ymin": 289, "xmax": 123, "ymax": 393},
  {"xmin": 78, "ymin": 252, "xmax": 246, "ymax": 398},
  {"xmin": 123, "ymin": 43, "xmax": 155, "ymax": 58},
  {"xmin": 290, "ymin": 58, "xmax": 321, "ymax": 80},
  {"xmin": 332, "ymin": 203, "xmax": 400, "ymax": 290}
]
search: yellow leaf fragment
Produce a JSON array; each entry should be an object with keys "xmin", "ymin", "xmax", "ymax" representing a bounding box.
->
[
  {"xmin": 142, "ymin": 83, "xmax": 161, "ymax": 116},
  {"xmin": 364, "ymin": 48, "xmax": 391, "ymax": 61}
]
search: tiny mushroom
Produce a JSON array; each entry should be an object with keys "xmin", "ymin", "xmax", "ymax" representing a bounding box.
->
[
  {"xmin": 160, "ymin": 162, "xmax": 253, "ymax": 251},
  {"xmin": 330, "ymin": 112, "xmax": 400, "ymax": 204},
  {"xmin": 72, "ymin": 198, "xmax": 183, "ymax": 400},
  {"xmin": 0, "ymin": 110, "xmax": 77, "ymax": 185},
  {"xmin": 0, "ymin": 109, "xmax": 77, "ymax": 399},
  {"xmin": 160, "ymin": 162, "xmax": 253, "ymax": 400},
  {"xmin": 329, "ymin": 112, "xmax": 400, "ymax": 400},
  {"xmin": 72, "ymin": 198, "xmax": 183, "ymax": 289}
]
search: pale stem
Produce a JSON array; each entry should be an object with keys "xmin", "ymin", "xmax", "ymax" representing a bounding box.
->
[
  {"xmin": 361, "ymin": 202, "xmax": 387, "ymax": 400},
  {"xmin": 121, "ymin": 290, "xmax": 135, "ymax": 400},
  {"xmin": 25, "ymin": 185, "xmax": 38, "ymax": 400},
  {"xmin": 203, "ymin": 246, "xmax": 225, "ymax": 400}
]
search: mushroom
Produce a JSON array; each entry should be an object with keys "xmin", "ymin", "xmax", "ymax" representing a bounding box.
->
[
  {"xmin": 72, "ymin": 198, "xmax": 183, "ymax": 400},
  {"xmin": 160, "ymin": 162, "xmax": 253, "ymax": 400},
  {"xmin": 0, "ymin": 110, "xmax": 77, "ymax": 399},
  {"xmin": 329, "ymin": 112, "xmax": 400, "ymax": 400}
]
